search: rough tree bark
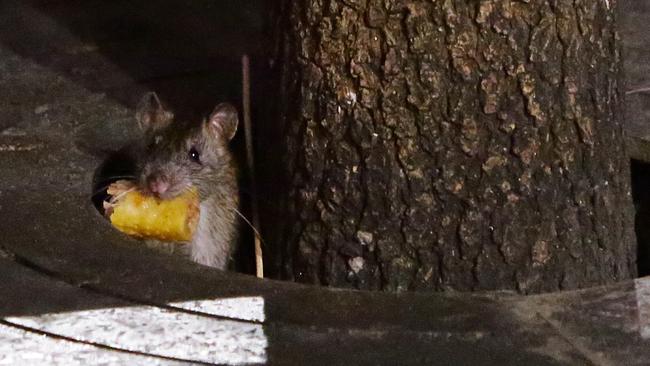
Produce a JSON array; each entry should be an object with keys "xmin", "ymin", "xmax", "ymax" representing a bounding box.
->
[{"xmin": 270, "ymin": 0, "xmax": 636, "ymax": 293}]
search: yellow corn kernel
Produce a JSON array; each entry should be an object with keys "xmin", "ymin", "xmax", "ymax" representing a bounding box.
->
[{"xmin": 105, "ymin": 181, "xmax": 199, "ymax": 242}]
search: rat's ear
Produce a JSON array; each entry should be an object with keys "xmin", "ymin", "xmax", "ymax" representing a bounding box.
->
[
  {"xmin": 135, "ymin": 92, "xmax": 174, "ymax": 131},
  {"xmin": 207, "ymin": 103, "xmax": 238, "ymax": 141}
]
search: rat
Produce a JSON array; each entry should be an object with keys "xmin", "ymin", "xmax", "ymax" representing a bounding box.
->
[{"xmin": 131, "ymin": 92, "xmax": 239, "ymax": 269}]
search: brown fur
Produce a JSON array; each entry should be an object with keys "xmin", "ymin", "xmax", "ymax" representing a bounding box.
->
[{"xmin": 134, "ymin": 93, "xmax": 239, "ymax": 269}]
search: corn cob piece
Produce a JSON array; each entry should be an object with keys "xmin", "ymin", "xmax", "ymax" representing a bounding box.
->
[{"xmin": 104, "ymin": 180, "xmax": 199, "ymax": 242}]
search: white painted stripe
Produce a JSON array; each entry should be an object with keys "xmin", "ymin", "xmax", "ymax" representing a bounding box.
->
[
  {"xmin": 0, "ymin": 322, "xmax": 181, "ymax": 366},
  {"xmin": 170, "ymin": 296, "xmax": 265, "ymax": 322},
  {"xmin": 634, "ymin": 278, "xmax": 650, "ymax": 339},
  {"xmin": 5, "ymin": 297, "xmax": 267, "ymax": 365}
]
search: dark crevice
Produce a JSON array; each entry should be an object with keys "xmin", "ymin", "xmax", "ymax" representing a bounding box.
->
[{"xmin": 631, "ymin": 158, "xmax": 650, "ymax": 277}]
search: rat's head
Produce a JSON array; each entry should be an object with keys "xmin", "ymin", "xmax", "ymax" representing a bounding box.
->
[{"xmin": 135, "ymin": 92, "xmax": 238, "ymax": 200}]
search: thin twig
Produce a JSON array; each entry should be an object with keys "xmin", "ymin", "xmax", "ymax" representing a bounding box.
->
[{"xmin": 242, "ymin": 54, "xmax": 264, "ymax": 278}]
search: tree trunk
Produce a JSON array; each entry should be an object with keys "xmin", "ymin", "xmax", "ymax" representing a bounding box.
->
[{"xmin": 270, "ymin": 0, "xmax": 636, "ymax": 293}]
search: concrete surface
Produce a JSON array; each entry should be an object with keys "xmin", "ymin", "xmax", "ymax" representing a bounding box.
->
[{"xmin": 1, "ymin": 0, "xmax": 650, "ymax": 365}]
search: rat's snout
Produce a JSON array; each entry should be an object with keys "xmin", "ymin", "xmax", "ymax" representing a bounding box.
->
[{"xmin": 147, "ymin": 174, "xmax": 170, "ymax": 196}]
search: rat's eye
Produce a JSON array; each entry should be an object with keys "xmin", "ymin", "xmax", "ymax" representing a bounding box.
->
[{"xmin": 188, "ymin": 146, "xmax": 201, "ymax": 163}]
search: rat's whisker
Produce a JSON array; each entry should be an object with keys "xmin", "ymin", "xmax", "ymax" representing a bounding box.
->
[
  {"xmin": 231, "ymin": 207, "xmax": 265, "ymax": 245},
  {"xmin": 110, "ymin": 187, "xmax": 136, "ymax": 202},
  {"xmin": 92, "ymin": 185, "xmax": 113, "ymax": 198},
  {"xmin": 179, "ymin": 183, "xmax": 196, "ymax": 196},
  {"xmin": 92, "ymin": 177, "xmax": 137, "ymax": 198}
]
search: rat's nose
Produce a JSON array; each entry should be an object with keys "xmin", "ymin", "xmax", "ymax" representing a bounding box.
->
[{"xmin": 148, "ymin": 176, "xmax": 170, "ymax": 195}]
